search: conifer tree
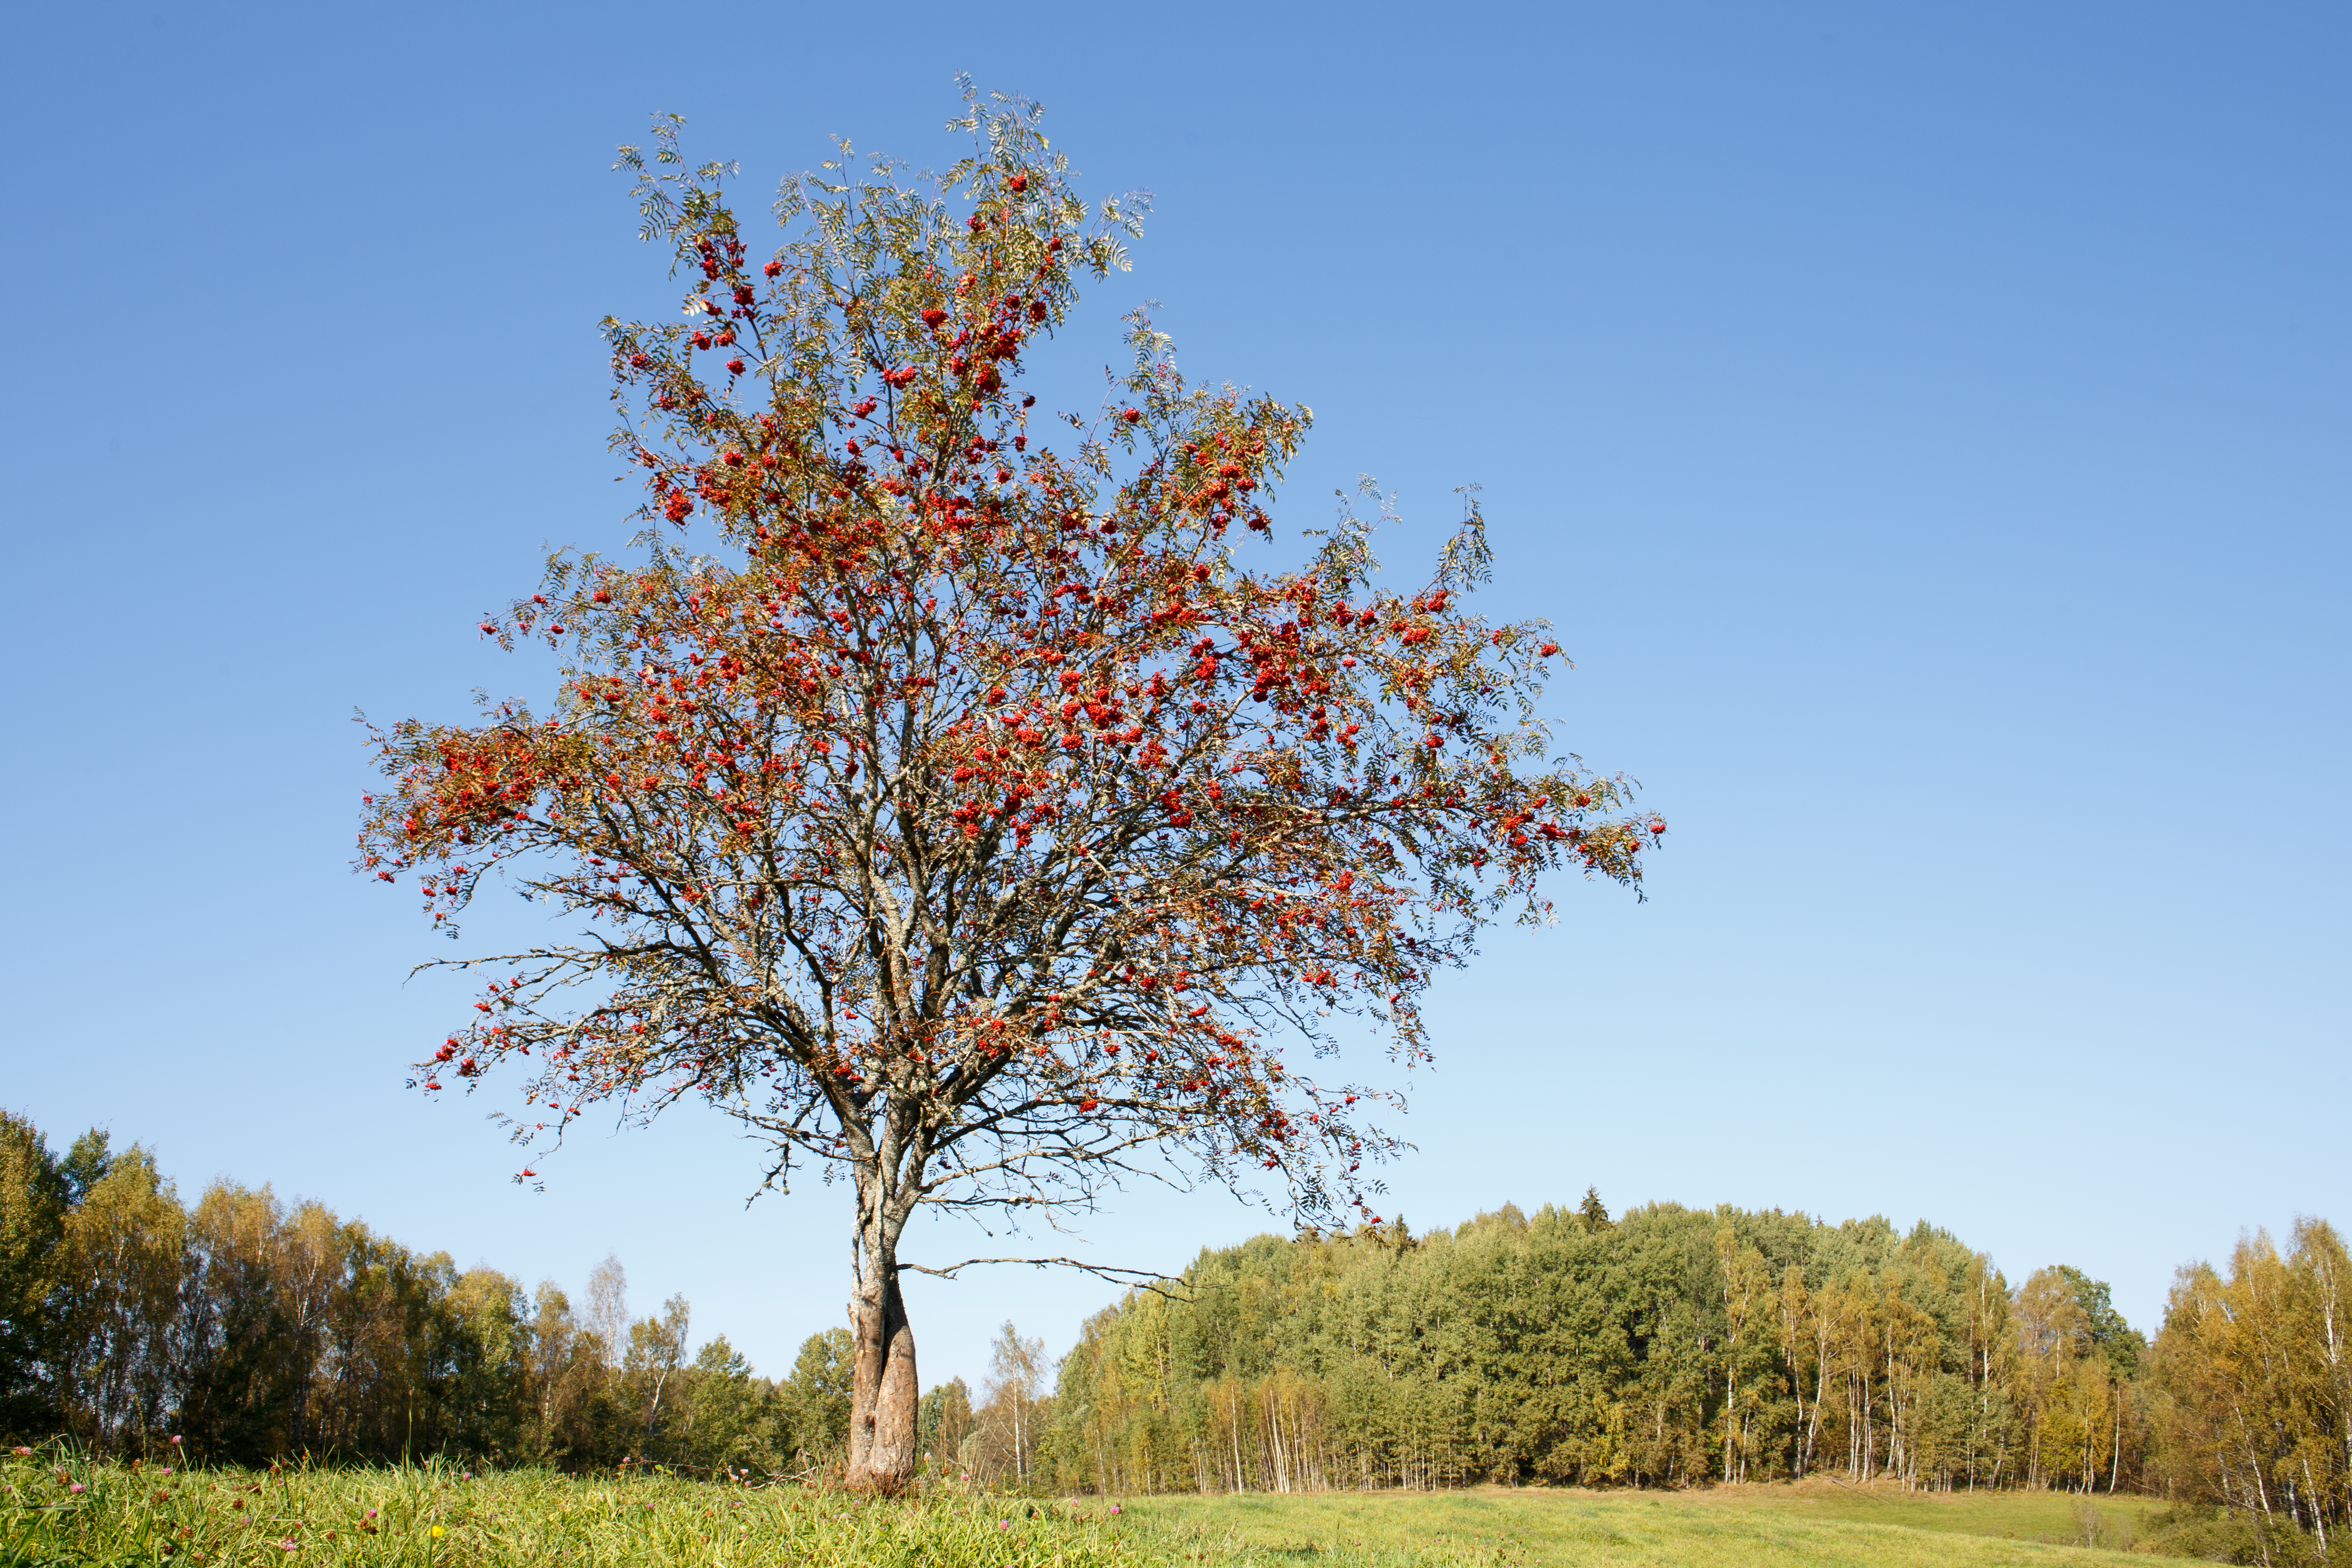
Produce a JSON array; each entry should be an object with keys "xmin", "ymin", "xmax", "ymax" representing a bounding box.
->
[{"xmin": 1578, "ymin": 1186, "xmax": 1610, "ymax": 1232}]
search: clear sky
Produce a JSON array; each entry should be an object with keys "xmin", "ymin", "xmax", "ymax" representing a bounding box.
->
[{"xmin": 3, "ymin": 2, "xmax": 2345, "ymax": 1393}]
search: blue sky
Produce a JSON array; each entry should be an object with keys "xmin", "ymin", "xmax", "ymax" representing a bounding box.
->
[{"xmin": 2, "ymin": 1, "xmax": 2344, "ymax": 1391}]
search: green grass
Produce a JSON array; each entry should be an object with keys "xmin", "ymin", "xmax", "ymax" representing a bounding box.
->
[
  {"xmin": 1124, "ymin": 1485, "xmax": 2173, "ymax": 1566},
  {"xmin": 1686, "ymin": 1481, "xmax": 2172, "ymax": 1546},
  {"xmin": 3, "ymin": 1449, "xmax": 1137, "ymax": 1568},
  {"xmin": 1, "ymin": 1446, "xmax": 2180, "ymax": 1568}
]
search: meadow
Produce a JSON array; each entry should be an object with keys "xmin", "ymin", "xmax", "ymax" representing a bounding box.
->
[
  {"xmin": 1125, "ymin": 1485, "xmax": 2176, "ymax": 1565},
  {"xmin": 2, "ymin": 1446, "xmax": 2196, "ymax": 1568}
]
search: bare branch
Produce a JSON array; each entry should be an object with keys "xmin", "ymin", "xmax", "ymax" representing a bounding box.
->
[{"xmin": 898, "ymin": 1255, "xmax": 1189, "ymax": 1300}]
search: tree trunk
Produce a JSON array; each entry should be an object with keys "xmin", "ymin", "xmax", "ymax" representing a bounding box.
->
[{"xmin": 844, "ymin": 1183, "xmax": 919, "ymax": 1493}]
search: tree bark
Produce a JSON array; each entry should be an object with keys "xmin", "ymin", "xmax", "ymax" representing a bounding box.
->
[{"xmin": 844, "ymin": 1180, "xmax": 919, "ymax": 1493}]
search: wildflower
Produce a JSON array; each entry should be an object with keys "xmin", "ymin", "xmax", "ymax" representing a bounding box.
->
[
  {"xmin": 70, "ymin": 1482, "xmax": 86, "ymax": 1494},
  {"xmin": 430, "ymin": 1525, "xmax": 445, "ymax": 1538},
  {"xmin": 170, "ymin": 1435, "xmax": 183, "ymax": 1446},
  {"xmin": 10, "ymin": 1446, "xmax": 29, "ymax": 1457},
  {"xmin": 1111, "ymin": 1504, "xmax": 1123, "ymax": 1515},
  {"xmin": 158, "ymin": 1467, "xmax": 172, "ymax": 1477},
  {"xmin": 365, "ymin": 1510, "xmax": 378, "ymax": 1519}
]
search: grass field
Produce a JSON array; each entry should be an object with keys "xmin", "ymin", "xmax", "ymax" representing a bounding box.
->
[
  {"xmin": 1, "ymin": 1445, "xmax": 2188, "ymax": 1568},
  {"xmin": 1126, "ymin": 1484, "xmax": 2173, "ymax": 1567}
]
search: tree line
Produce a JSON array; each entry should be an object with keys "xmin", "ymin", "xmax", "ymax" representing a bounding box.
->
[
  {"xmin": 0, "ymin": 1111, "xmax": 976, "ymax": 1475},
  {"xmin": 9, "ymin": 1108, "xmax": 2347, "ymax": 1551},
  {"xmin": 1035, "ymin": 1195, "xmax": 2142, "ymax": 1494}
]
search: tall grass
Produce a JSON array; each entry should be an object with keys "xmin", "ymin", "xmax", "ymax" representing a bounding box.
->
[{"xmin": 2, "ymin": 1443, "xmax": 1144, "ymax": 1568}]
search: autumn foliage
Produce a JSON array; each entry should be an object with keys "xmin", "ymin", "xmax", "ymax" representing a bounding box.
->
[{"xmin": 355, "ymin": 90, "xmax": 1655, "ymax": 1488}]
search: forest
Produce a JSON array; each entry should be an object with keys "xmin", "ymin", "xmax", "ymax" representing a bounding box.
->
[
  {"xmin": 0, "ymin": 1112, "xmax": 935, "ymax": 1478},
  {"xmin": 5, "ymin": 1108, "xmax": 2347, "ymax": 1551},
  {"xmin": 1043, "ymin": 1196, "xmax": 2143, "ymax": 1493}
]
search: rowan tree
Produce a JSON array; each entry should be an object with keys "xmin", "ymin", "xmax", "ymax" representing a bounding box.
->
[{"xmin": 355, "ymin": 89, "xmax": 1659, "ymax": 1491}]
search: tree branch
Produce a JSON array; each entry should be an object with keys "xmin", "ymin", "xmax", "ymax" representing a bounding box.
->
[{"xmin": 897, "ymin": 1255, "xmax": 1188, "ymax": 1299}]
